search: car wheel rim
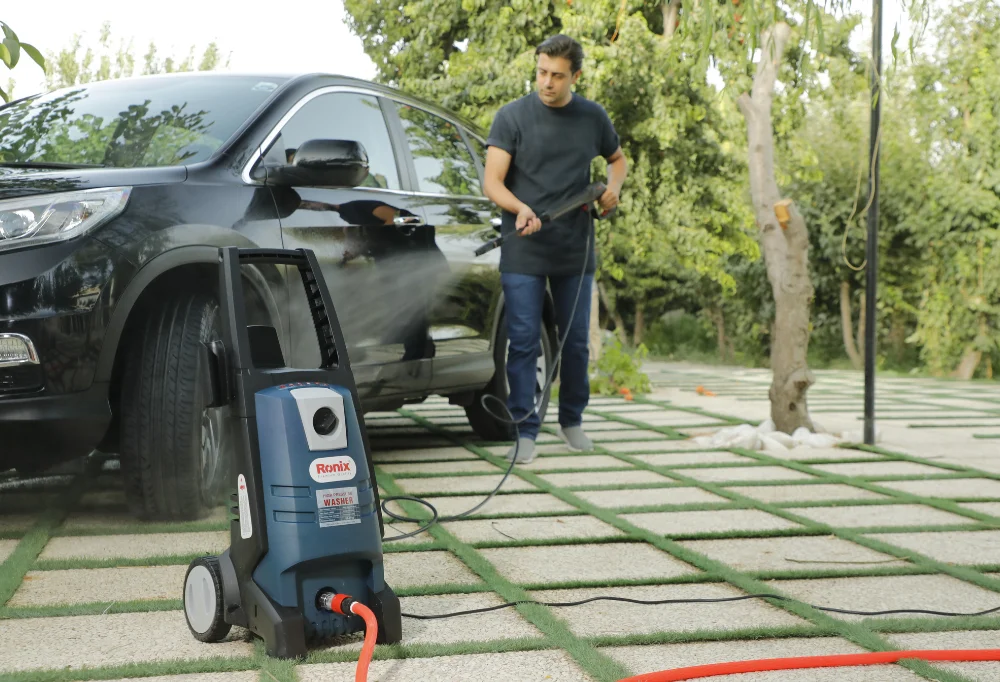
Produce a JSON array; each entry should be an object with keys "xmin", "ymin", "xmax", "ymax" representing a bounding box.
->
[
  {"xmin": 200, "ymin": 408, "xmax": 222, "ymax": 500},
  {"xmin": 504, "ymin": 336, "xmax": 549, "ymax": 412}
]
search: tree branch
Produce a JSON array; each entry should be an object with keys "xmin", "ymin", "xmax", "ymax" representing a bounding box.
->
[{"xmin": 662, "ymin": 0, "xmax": 682, "ymax": 39}]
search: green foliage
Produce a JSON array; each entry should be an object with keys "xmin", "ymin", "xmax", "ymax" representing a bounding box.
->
[
  {"xmin": 590, "ymin": 337, "xmax": 652, "ymax": 396},
  {"xmin": 0, "ymin": 20, "xmax": 45, "ymax": 102},
  {"xmin": 343, "ymin": 0, "xmax": 997, "ymax": 379},
  {"xmin": 42, "ymin": 21, "xmax": 227, "ymax": 91}
]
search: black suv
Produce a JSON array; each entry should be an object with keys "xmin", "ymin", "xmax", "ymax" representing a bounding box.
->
[{"xmin": 0, "ymin": 72, "xmax": 556, "ymax": 519}]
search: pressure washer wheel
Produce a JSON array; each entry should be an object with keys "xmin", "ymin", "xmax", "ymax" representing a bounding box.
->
[{"xmin": 183, "ymin": 556, "xmax": 231, "ymax": 643}]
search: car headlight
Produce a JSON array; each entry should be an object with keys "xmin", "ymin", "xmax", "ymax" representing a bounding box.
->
[{"xmin": 0, "ymin": 187, "xmax": 131, "ymax": 251}]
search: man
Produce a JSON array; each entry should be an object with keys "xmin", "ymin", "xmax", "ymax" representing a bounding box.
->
[{"xmin": 484, "ymin": 34, "xmax": 628, "ymax": 463}]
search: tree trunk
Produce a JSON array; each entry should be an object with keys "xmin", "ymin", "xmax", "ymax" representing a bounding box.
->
[
  {"xmin": 840, "ymin": 281, "xmax": 863, "ymax": 370},
  {"xmin": 633, "ymin": 301, "xmax": 645, "ymax": 346},
  {"xmin": 598, "ymin": 282, "xmax": 627, "ymax": 344},
  {"xmin": 588, "ymin": 285, "xmax": 602, "ymax": 364},
  {"xmin": 662, "ymin": 0, "xmax": 682, "ymax": 39},
  {"xmin": 712, "ymin": 308, "xmax": 728, "ymax": 362},
  {"xmin": 953, "ymin": 346, "xmax": 982, "ymax": 380},
  {"xmin": 737, "ymin": 23, "xmax": 815, "ymax": 434}
]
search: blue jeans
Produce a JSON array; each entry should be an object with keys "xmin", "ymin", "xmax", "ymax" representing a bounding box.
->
[{"xmin": 501, "ymin": 272, "xmax": 594, "ymax": 440}]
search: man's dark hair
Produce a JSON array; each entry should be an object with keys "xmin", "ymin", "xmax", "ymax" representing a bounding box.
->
[{"xmin": 535, "ymin": 34, "xmax": 584, "ymax": 74}]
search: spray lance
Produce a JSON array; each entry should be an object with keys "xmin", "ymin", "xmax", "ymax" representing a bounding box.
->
[{"xmin": 474, "ymin": 181, "xmax": 617, "ymax": 257}]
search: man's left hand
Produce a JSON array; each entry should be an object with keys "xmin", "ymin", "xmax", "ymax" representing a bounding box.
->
[{"xmin": 598, "ymin": 186, "xmax": 620, "ymax": 213}]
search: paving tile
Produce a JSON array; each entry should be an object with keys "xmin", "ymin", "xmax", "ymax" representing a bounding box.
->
[
  {"xmin": 9, "ymin": 565, "xmax": 187, "ymax": 606},
  {"xmin": 377, "ymin": 460, "xmax": 500, "ymax": 475},
  {"xmin": 729, "ymin": 483, "xmax": 887, "ymax": 504},
  {"xmin": 602, "ymin": 440, "xmax": 710, "ymax": 453},
  {"xmin": 575, "ymin": 487, "xmax": 728, "ymax": 509},
  {"xmin": 623, "ymin": 509, "xmax": 801, "ymax": 535},
  {"xmin": 679, "ymin": 536, "xmax": 903, "ymax": 572},
  {"xmin": 592, "ymin": 429, "xmax": 672, "ymax": 441},
  {"xmin": 385, "ymin": 492, "xmax": 573, "ymax": 519},
  {"xmin": 672, "ymin": 466, "xmax": 815, "ymax": 483},
  {"xmin": 372, "ymin": 447, "xmax": 479, "ymax": 463},
  {"xmin": 530, "ymin": 583, "xmax": 804, "ymax": 638},
  {"xmin": 532, "ymin": 455, "xmax": 636, "ymax": 470},
  {"xmin": 612, "ymin": 412, "xmax": 728, "ymax": 426},
  {"xmin": 570, "ymin": 420, "xmax": 638, "ymax": 431},
  {"xmin": 443, "ymin": 515, "xmax": 625, "ymax": 543},
  {"xmin": 0, "ymin": 539, "xmax": 18, "ymax": 563},
  {"xmin": 60, "ymin": 507, "xmax": 229, "ymax": 532},
  {"xmin": 635, "ymin": 452, "xmax": 754, "ymax": 467},
  {"xmin": 886, "ymin": 630, "xmax": 1000, "ymax": 682},
  {"xmin": 364, "ymin": 417, "xmax": 417, "ymax": 427},
  {"xmin": 383, "ymin": 550, "xmax": 480, "ymax": 588},
  {"xmin": 669, "ymin": 667, "xmax": 926, "ymax": 681},
  {"xmin": 786, "ymin": 504, "xmax": 975, "ymax": 528},
  {"xmin": 960, "ymin": 502, "xmax": 1000, "ymax": 517},
  {"xmin": 0, "ymin": 514, "xmax": 36, "ymax": 531},
  {"xmin": 38, "ymin": 531, "xmax": 229, "ymax": 561},
  {"xmin": 297, "ymin": 650, "xmax": 595, "ymax": 682},
  {"xmin": 0, "ymin": 492, "xmax": 58, "ymax": 513},
  {"xmin": 480, "ymin": 542, "xmax": 698, "ymax": 584},
  {"xmin": 811, "ymin": 461, "xmax": 955, "ymax": 477},
  {"xmin": 396, "ymin": 474, "xmax": 536, "ymax": 495},
  {"xmin": 763, "ymin": 447, "xmax": 889, "ymax": 462},
  {"xmin": 0, "ymin": 611, "xmax": 251, "ymax": 672},
  {"xmin": 77, "ymin": 490, "xmax": 127, "ymax": 509},
  {"xmin": 865, "ymin": 530, "xmax": 1000, "ymax": 565},
  {"xmin": 765, "ymin": 574, "xmax": 1000, "ymax": 621},
  {"xmin": 605, "ymin": 636, "xmax": 871, "ymax": 677},
  {"xmin": 537, "ymin": 470, "xmax": 672, "ymax": 488},
  {"xmin": 875, "ymin": 478, "xmax": 1000, "ymax": 499}
]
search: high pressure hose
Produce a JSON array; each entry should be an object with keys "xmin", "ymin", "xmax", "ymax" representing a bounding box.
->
[{"xmin": 378, "ymin": 204, "xmax": 603, "ymax": 541}]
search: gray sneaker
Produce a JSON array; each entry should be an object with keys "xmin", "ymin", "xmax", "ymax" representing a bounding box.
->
[
  {"xmin": 506, "ymin": 437, "xmax": 536, "ymax": 464},
  {"xmin": 558, "ymin": 425, "xmax": 594, "ymax": 452}
]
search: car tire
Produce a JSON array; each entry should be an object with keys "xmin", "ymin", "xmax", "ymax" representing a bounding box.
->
[
  {"xmin": 465, "ymin": 309, "xmax": 554, "ymax": 442},
  {"xmin": 120, "ymin": 292, "xmax": 229, "ymax": 521}
]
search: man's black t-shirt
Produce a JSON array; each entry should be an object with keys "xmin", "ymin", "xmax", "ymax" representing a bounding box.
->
[{"xmin": 486, "ymin": 92, "xmax": 620, "ymax": 277}]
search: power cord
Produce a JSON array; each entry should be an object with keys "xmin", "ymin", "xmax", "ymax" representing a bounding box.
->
[
  {"xmin": 399, "ymin": 592, "xmax": 1000, "ymax": 620},
  {"xmin": 380, "ymin": 208, "xmax": 600, "ymax": 542}
]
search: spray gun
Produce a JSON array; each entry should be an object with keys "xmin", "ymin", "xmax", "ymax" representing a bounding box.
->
[{"xmin": 474, "ymin": 181, "xmax": 617, "ymax": 257}]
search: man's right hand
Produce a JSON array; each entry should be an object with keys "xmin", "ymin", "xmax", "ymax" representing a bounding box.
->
[{"xmin": 516, "ymin": 205, "xmax": 542, "ymax": 235}]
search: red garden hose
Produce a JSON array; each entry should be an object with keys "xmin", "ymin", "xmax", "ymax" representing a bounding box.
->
[
  {"xmin": 618, "ymin": 649, "xmax": 1000, "ymax": 681},
  {"xmin": 317, "ymin": 592, "xmax": 379, "ymax": 682},
  {"xmin": 350, "ymin": 601, "xmax": 379, "ymax": 682}
]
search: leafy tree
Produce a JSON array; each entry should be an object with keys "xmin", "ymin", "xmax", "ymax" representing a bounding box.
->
[{"xmin": 43, "ymin": 21, "xmax": 228, "ymax": 91}]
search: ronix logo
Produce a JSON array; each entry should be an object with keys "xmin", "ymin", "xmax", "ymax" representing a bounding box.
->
[{"xmin": 309, "ymin": 455, "xmax": 356, "ymax": 483}]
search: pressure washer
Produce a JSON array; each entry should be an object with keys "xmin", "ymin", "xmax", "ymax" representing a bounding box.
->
[
  {"xmin": 181, "ymin": 183, "xmax": 615, "ymax": 676},
  {"xmin": 182, "ymin": 247, "xmax": 401, "ymax": 662}
]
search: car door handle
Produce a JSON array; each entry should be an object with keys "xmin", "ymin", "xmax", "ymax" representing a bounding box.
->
[{"xmin": 394, "ymin": 215, "xmax": 423, "ymax": 226}]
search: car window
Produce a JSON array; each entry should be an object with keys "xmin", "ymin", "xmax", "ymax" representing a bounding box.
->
[
  {"xmin": 0, "ymin": 75, "xmax": 287, "ymax": 168},
  {"xmin": 395, "ymin": 103, "xmax": 482, "ymax": 197},
  {"xmin": 261, "ymin": 92, "xmax": 399, "ymax": 190}
]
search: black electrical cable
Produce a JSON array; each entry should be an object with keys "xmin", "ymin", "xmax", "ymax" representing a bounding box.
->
[
  {"xmin": 399, "ymin": 593, "xmax": 1000, "ymax": 620},
  {"xmin": 380, "ymin": 212, "xmax": 599, "ymax": 542}
]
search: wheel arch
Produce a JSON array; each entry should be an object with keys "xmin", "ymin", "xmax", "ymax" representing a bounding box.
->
[{"xmin": 96, "ymin": 245, "xmax": 283, "ymax": 452}]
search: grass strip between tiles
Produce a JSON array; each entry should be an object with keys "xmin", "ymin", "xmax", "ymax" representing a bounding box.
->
[
  {"xmin": 0, "ymin": 599, "xmax": 183, "ymax": 620},
  {"xmin": 372, "ymin": 468, "xmax": 633, "ymax": 682},
  {"xmin": 0, "ymin": 656, "xmax": 260, "ymax": 682},
  {"xmin": 0, "ymin": 466, "xmax": 90, "ymax": 611},
  {"xmin": 511, "ymin": 424, "xmax": 987, "ymax": 682}
]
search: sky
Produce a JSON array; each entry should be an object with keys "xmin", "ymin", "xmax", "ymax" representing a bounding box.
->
[{"xmin": 3, "ymin": 0, "xmax": 924, "ymax": 100}]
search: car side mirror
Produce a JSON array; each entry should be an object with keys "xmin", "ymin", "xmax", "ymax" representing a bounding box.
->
[{"xmin": 262, "ymin": 139, "xmax": 370, "ymax": 188}]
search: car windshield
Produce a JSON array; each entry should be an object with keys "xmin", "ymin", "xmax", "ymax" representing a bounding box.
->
[{"xmin": 0, "ymin": 74, "xmax": 288, "ymax": 168}]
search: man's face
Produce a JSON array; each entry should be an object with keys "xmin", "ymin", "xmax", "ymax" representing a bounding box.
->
[{"xmin": 535, "ymin": 53, "xmax": 580, "ymax": 107}]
